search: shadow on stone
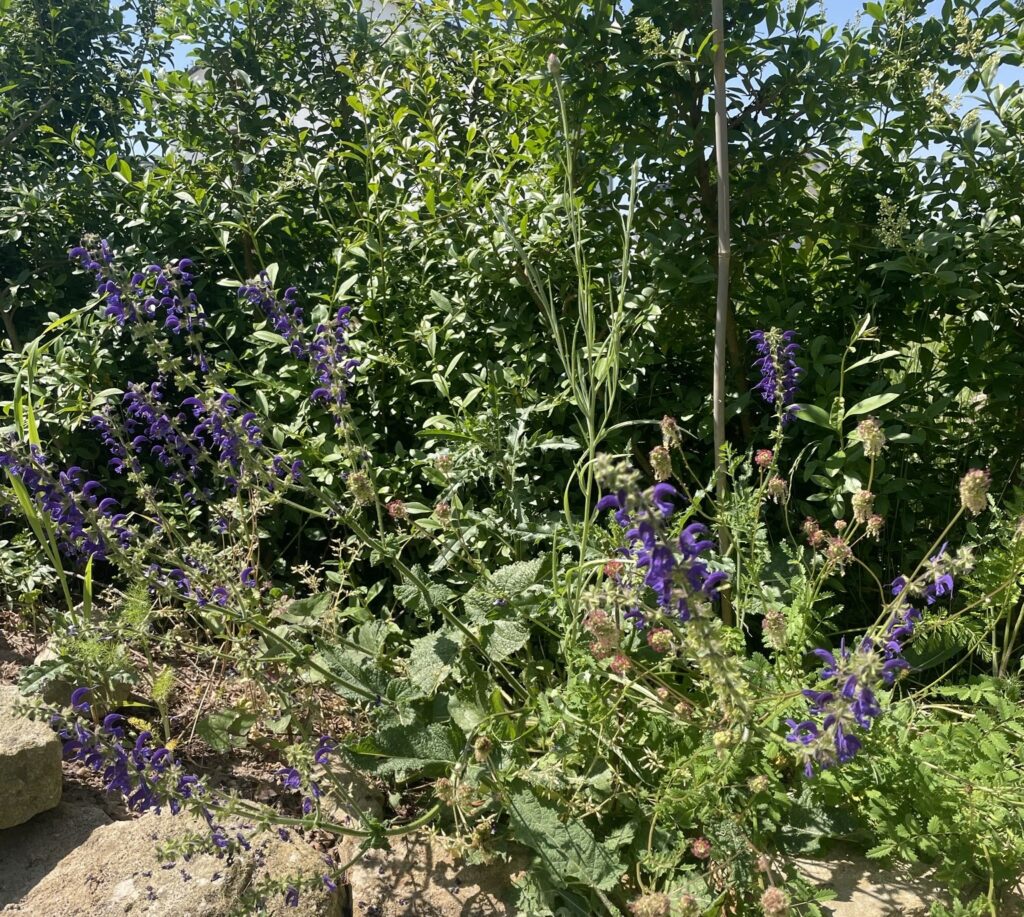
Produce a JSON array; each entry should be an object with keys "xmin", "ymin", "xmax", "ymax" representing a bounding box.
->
[
  {"xmin": 0, "ymin": 786, "xmax": 113, "ymax": 908},
  {"xmin": 345, "ymin": 834, "xmax": 526, "ymax": 917}
]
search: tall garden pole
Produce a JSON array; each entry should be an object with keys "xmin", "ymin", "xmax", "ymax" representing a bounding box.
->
[{"xmin": 711, "ymin": 0, "xmax": 733, "ymax": 624}]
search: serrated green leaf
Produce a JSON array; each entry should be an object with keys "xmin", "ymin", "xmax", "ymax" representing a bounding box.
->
[
  {"xmin": 407, "ymin": 629, "xmax": 463, "ymax": 695},
  {"xmin": 350, "ymin": 721, "xmax": 462, "ymax": 778},
  {"xmin": 506, "ymin": 786, "xmax": 624, "ymax": 890},
  {"xmin": 483, "ymin": 619, "xmax": 530, "ymax": 662}
]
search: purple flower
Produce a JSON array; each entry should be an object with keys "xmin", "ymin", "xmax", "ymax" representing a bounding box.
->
[
  {"xmin": 278, "ymin": 767, "xmax": 301, "ymax": 790},
  {"xmin": 788, "ymin": 562, "xmax": 945, "ymax": 774},
  {"xmin": 750, "ymin": 329, "xmax": 802, "ymax": 422},
  {"xmin": 54, "ymin": 702, "xmax": 203, "ymax": 819},
  {"xmin": 240, "ymin": 567, "xmax": 257, "ymax": 588},
  {"xmin": 285, "ymin": 887, "xmax": 300, "ymax": 908},
  {"xmin": 314, "ymin": 736, "xmax": 335, "ymax": 765},
  {"xmin": 597, "ymin": 478, "xmax": 727, "ymax": 628},
  {"xmin": 70, "ymin": 687, "xmax": 92, "ymax": 713}
]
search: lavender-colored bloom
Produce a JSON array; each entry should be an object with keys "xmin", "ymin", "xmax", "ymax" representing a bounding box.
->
[
  {"xmin": 314, "ymin": 736, "xmax": 335, "ymax": 765},
  {"xmin": 70, "ymin": 687, "xmax": 92, "ymax": 713},
  {"xmin": 284, "ymin": 887, "xmax": 300, "ymax": 908},
  {"xmin": 69, "ymin": 242, "xmax": 207, "ymax": 347},
  {"xmin": 788, "ymin": 559, "xmax": 948, "ymax": 774},
  {"xmin": 278, "ymin": 767, "xmax": 301, "ymax": 790},
  {"xmin": 55, "ymin": 697, "xmax": 204, "ymax": 821},
  {"xmin": 596, "ymin": 490, "xmax": 631, "ymax": 527},
  {"xmin": 750, "ymin": 329, "xmax": 802, "ymax": 421},
  {"xmin": 0, "ymin": 441, "xmax": 131, "ymax": 563},
  {"xmin": 596, "ymin": 479, "xmax": 727, "ymax": 628},
  {"xmin": 240, "ymin": 567, "xmax": 257, "ymax": 589},
  {"xmin": 309, "ymin": 307, "xmax": 358, "ymax": 424},
  {"xmin": 240, "ymin": 274, "xmax": 309, "ymax": 358}
]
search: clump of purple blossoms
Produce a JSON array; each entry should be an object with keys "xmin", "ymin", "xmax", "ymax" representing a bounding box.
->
[
  {"xmin": 751, "ymin": 329, "xmax": 801, "ymax": 423},
  {"xmin": 0, "ymin": 440, "xmax": 131, "ymax": 563},
  {"xmin": 240, "ymin": 276, "xmax": 309, "ymax": 359},
  {"xmin": 58, "ymin": 688, "xmax": 202, "ymax": 815},
  {"xmin": 277, "ymin": 735, "xmax": 337, "ymax": 816},
  {"xmin": 69, "ymin": 240, "xmax": 207, "ymax": 369},
  {"xmin": 239, "ymin": 274, "xmax": 358, "ymax": 425},
  {"xmin": 596, "ymin": 469, "xmax": 727, "ymax": 630},
  {"xmin": 787, "ymin": 550, "xmax": 958, "ymax": 776},
  {"xmin": 93, "ymin": 378, "xmax": 302, "ymax": 499},
  {"xmin": 308, "ymin": 307, "xmax": 358, "ymax": 423}
]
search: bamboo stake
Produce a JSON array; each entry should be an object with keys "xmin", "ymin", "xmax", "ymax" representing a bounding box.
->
[{"xmin": 711, "ymin": 0, "xmax": 733, "ymax": 625}]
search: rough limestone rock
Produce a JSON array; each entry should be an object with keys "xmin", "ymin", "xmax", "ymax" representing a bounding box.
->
[
  {"xmin": 0, "ymin": 685, "xmax": 61, "ymax": 829},
  {"xmin": 327, "ymin": 772, "xmax": 524, "ymax": 916},
  {"xmin": 796, "ymin": 852, "xmax": 942, "ymax": 916},
  {"xmin": 0, "ymin": 803, "xmax": 341, "ymax": 916},
  {"xmin": 342, "ymin": 833, "xmax": 525, "ymax": 917}
]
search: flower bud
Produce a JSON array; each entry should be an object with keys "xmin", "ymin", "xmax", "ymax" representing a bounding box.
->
[
  {"xmin": 851, "ymin": 490, "xmax": 874, "ymax": 524},
  {"xmin": 473, "ymin": 735, "xmax": 493, "ymax": 763},
  {"xmin": 646, "ymin": 628, "xmax": 672, "ymax": 653},
  {"xmin": 649, "ymin": 445, "xmax": 672, "ymax": 482},
  {"xmin": 347, "ymin": 470, "xmax": 374, "ymax": 506},
  {"xmin": 825, "ymin": 536, "xmax": 853, "ymax": 570},
  {"xmin": 660, "ymin": 415, "xmax": 681, "ymax": 449},
  {"xmin": 677, "ymin": 895, "xmax": 700, "ymax": 917},
  {"xmin": 748, "ymin": 775, "xmax": 770, "ymax": 794},
  {"xmin": 690, "ymin": 837, "xmax": 712, "ymax": 860},
  {"xmin": 584, "ymin": 609, "xmax": 618, "ymax": 658},
  {"xmin": 762, "ymin": 608, "xmax": 787, "ymax": 650},
  {"xmin": 546, "ymin": 52, "xmax": 561, "ymax": 75},
  {"xmin": 386, "ymin": 498, "xmax": 408, "ymax": 521},
  {"xmin": 755, "ymin": 449, "xmax": 773, "ymax": 469},
  {"xmin": 628, "ymin": 893, "xmax": 671, "ymax": 917},
  {"xmin": 760, "ymin": 887, "xmax": 791, "ymax": 917},
  {"xmin": 766, "ymin": 476, "xmax": 787, "ymax": 502},
  {"xmin": 856, "ymin": 417, "xmax": 886, "ymax": 458},
  {"xmin": 434, "ymin": 500, "xmax": 452, "ymax": 527},
  {"xmin": 609, "ymin": 653, "xmax": 632, "ymax": 675},
  {"xmin": 959, "ymin": 468, "xmax": 990, "ymax": 515},
  {"xmin": 866, "ymin": 514, "xmax": 884, "ymax": 538},
  {"xmin": 603, "ymin": 560, "xmax": 623, "ymax": 579},
  {"xmin": 802, "ymin": 517, "xmax": 826, "ymax": 549}
]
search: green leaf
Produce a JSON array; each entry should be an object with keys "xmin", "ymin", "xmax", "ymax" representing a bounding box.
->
[
  {"xmin": 394, "ymin": 575, "xmax": 456, "ymax": 614},
  {"xmin": 350, "ymin": 721, "xmax": 462, "ymax": 778},
  {"xmin": 795, "ymin": 404, "xmax": 833, "ymax": 429},
  {"xmin": 490, "ymin": 558, "xmax": 544, "ymax": 595},
  {"xmin": 277, "ymin": 592, "xmax": 333, "ymax": 623},
  {"xmin": 845, "ymin": 392, "xmax": 899, "ymax": 417},
  {"xmin": 847, "ymin": 350, "xmax": 901, "ymax": 371},
  {"xmin": 506, "ymin": 786, "xmax": 624, "ymax": 890},
  {"xmin": 196, "ymin": 709, "xmax": 258, "ymax": 752},
  {"xmin": 407, "ymin": 629, "xmax": 463, "ymax": 695},
  {"xmin": 482, "ymin": 619, "xmax": 530, "ymax": 662}
]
